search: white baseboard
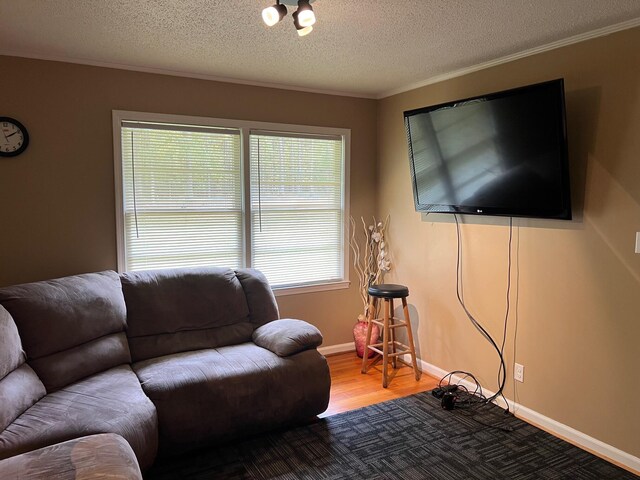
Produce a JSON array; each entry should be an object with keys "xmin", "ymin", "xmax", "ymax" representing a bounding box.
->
[
  {"xmin": 417, "ymin": 358, "xmax": 640, "ymax": 475},
  {"xmin": 318, "ymin": 342, "xmax": 355, "ymax": 356}
]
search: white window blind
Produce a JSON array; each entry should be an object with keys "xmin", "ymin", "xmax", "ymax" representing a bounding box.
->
[
  {"xmin": 120, "ymin": 122, "xmax": 243, "ymax": 271},
  {"xmin": 250, "ymin": 131, "xmax": 344, "ymax": 288}
]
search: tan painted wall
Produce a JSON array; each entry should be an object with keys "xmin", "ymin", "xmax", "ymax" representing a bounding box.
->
[
  {"xmin": 0, "ymin": 55, "xmax": 377, "ymax": 346},
  {"xmin": 377, "ymin": 27, "xmax": 640, "ymax": 457}
]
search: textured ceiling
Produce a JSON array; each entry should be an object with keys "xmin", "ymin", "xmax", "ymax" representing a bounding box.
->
[{"xmin": 1, "ymin": 1, "xmax": 640, "ymax": 98}]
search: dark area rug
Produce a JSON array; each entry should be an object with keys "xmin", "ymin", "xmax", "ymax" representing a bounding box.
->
[{"xmin": 146, "ymin": 391, "xmax": 638, "ymax": 479}]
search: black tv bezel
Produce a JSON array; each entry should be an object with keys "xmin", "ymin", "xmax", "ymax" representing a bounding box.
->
[{"xmin": 404, "ymin": 79, "xmax": 572, "ymax": 220}]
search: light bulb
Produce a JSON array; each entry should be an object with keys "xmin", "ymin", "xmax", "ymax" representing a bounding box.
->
[
  {"xmin": 262, "ymin": 6, "xmax": 279, "ymax": 26},
  {"xmin": 262, "ymin": 3, "xmax": 287, "ymax": 27},
  {"xmin": 297, "ymin": 25, "xmax": 313, "ymax": 36},
  {"xmin": 297, "ymin": 9, "xmax": 315, "ymax": 27}
]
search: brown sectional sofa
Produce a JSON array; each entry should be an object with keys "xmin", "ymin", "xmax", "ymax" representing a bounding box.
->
[{"xmin": 0, "ymin": 267, "xmax": 330, "ymax": 476}]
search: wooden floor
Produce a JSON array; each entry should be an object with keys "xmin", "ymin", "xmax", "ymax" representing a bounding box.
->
[{"xmin": 319, "ymin": 351, "xmax": 439, "ymax": 418}]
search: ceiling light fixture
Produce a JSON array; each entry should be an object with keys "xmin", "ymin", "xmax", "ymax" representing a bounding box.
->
[
  {"xmin": 262, "ymin": 1, "xmax": 287, "ymax": 27},
  {"xmin": 262, "ymin": 0, "xmax": 316, "ymax": 36},
  {"xmin": 293, "ymin": 10, "xmax": 313, "ymax": 36}
]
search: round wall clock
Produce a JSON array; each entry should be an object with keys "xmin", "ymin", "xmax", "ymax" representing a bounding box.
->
[{"xmin": 0, "ymin": 117, "xmax": 29, "ymax": 157}]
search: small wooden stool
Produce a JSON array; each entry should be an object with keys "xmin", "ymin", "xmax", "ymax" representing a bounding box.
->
[{"xmin": 361, "ymin": 284, "xmax": 420, "ymax": 388}]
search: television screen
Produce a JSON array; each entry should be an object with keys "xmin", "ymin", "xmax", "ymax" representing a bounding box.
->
[{"xmin": 404, "ymin": 79, "xmax": 571, "ymax": 219}]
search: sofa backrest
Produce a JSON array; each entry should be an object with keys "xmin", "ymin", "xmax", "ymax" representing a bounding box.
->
[
  {"xmin": 234, "ymin": 268, "xmax": 281, "ymax": 327},
  {"xmin": 0, "ymin": 271, "xmax": 131, "ymax": 392},
  {"xmin": 0, "ymin": 304, "xmax": 46, "ymax": 431},
  {"xmin": 121, "ymin": 267, "xmax": 279, "ymax": 362}
]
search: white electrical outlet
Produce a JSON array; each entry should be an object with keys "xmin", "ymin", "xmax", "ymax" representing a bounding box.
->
[
  {"xmin": 514, "ymin": 363, "xmax": 525, "ymax": 383},
  {"xmin": 635, "ymin": 232, "xmax": 640, "ymax": 254}
]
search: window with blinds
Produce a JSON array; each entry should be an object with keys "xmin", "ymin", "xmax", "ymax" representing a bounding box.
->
[
  {"xmin": 115, "ymin": 112, "xmax": 349, "ymax": 292},
  {"xmin": 120, "ymin": 122, "xmax": 243, "ymax": 271},
  {"xmin": 250, "ymin": 132, "xmax": 344, "ymax": 288}
]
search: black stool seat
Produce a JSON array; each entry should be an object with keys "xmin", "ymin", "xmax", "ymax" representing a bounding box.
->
[{"xmin": 368, "ymin": 284, "xmax": 409, "ymax": 298}]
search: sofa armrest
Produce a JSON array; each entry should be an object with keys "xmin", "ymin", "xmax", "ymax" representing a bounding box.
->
[
  {"xmin": 252, "ymin": 319, "xmax": 323, "ymax": 357},
  {"xmin": 0, "ymin": 433, "xmax": 142, "ymax": 479}
]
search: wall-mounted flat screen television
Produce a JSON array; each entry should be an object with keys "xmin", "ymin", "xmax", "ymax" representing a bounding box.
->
[{"xmin": 404, "ymin": 79, "xmax": 571, "ymax": 219}]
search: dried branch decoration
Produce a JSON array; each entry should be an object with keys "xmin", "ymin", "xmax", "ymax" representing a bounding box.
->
[{"xmin": 349, "ymin": 215, "xmax": 391, "ymax": 320}]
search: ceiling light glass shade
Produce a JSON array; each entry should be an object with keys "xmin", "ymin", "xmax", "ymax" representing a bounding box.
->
[
  {"xmin": 295, "ymin": 0, "xmax": 316, "ymax": 27},
  {"xmin": 297, "ymin": 25, "xmax": 313, "ymax": 36},
  {"xmin": 262, "ymin": 3, "xmax": 287, "ymax": 26}
]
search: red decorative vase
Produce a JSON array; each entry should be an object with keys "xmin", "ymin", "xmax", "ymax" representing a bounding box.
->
[{"xmin": 353, "ymin": 320, "xmax": 380, "ymax": 358}]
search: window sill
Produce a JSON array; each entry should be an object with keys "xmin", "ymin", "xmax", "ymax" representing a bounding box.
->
[{"xmin": 273, "ymin": 280, "xmax": 351, "ymax": 297}]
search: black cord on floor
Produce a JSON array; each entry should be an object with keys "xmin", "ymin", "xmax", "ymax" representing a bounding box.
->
[{"xmin": 438, "ymin": 215, "xmax": 513, "ymax": 417}]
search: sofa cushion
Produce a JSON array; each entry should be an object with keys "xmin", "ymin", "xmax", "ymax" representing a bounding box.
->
[
  {"xmin": 121, "ymin": 267, "xmax": 255, "ymax": 361},
  {"xmin": 0, "ymin": 304, "xmax": 25, "ymax": 380},
  {"xmin": 0, "ymin": 365, "xmax": 158, "ymax": 471},
  {"xmin": 0, "ymin": 433, "xmax": 142, "ymax": 480},
  {"xmin": 133, "ymin": 344, "xmax": 330, "ymax": 452},
  {"xmin": 0, "ymin": 364, "xmax": 47, "ymax": 434},
  {"xmin": 0, "ymin": 305, "xmax": 46, "ymax": 432},
  {"xmin": 252, "ymin": 319, "xmax": 323, "ymax": 357},
  {"xmin": 28, "ymin": 333, "xmax": 130, "ymax": 392},
  {"xmin": 235, "ymin": 268, "xmax": 279, "ymax": 327},
  {"xmin": 0, "ymin": 271, "xmax": 130, "ymax": 392}
]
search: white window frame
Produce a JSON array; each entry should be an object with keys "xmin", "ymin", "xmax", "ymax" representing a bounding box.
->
[{"xmin": 113, "ymin": 110, "xmax": 351, "ymax": 296}]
